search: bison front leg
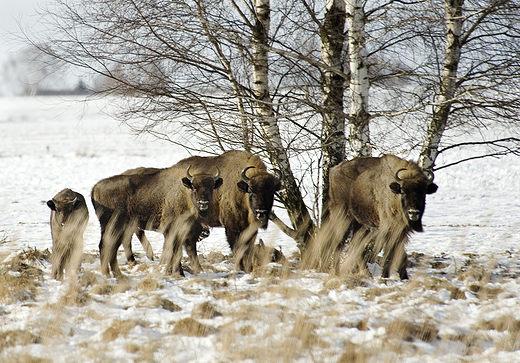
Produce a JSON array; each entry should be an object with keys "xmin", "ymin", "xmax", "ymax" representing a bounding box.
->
[
  {"xmin": 183, "ymin": 221, "xmax": 204, "ymax": 274},
  {"xmin": 160, "ymin": 219, "xmax": 187, "ymax": 277},
  {"xmin": 234, "ymin": 223, "xmax": 259, "ymax": 274},
  {"xmin": 51, "ymin": 241, "xmax": 66, "ymax": 281},
  {"xmin": 380, "ymin": 231, "xmax": 409, "ymax": 280}
]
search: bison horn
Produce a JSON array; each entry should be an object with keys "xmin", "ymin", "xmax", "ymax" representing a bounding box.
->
[
  {"xmin": 186, "ymin": 166, "xmax": 194, "ymax": 181},
  {"xmin": 272, "ymin": 168, "xmax": 282, "ymax": 181},
  {"xmin": 214, "ymin": 166, "xmax": 221, "ymax": 181},
  {"xmin": 70, "ymin": 197, "xmax": 77, "ymax": 204},
  {"xmin": 395, "ymin": 168, "xmax": 407, "ymax": 182},
  {"xmin": 241, "ymin": 166, "xmax": 255, "ymax": 182}
]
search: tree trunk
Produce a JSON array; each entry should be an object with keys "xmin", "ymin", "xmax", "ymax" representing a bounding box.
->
[
  {"xmin": 346, "ymin": 0, "xmax": 371, "ymax": 157},
  {"xmin": 419, "ymin": 0, "xmax": 464, "ymax": 171},
  {"xmin": 320, "ymin": 0, "xmax": 347, "ymax": 222},
  {"xmin": 252, "ymin": 0, "xmax": 314, "ymax": 251}
]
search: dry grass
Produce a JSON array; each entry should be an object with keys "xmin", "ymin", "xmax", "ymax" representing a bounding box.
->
[
  {"xmin": 0, "ymin": 249, "xmax": 45, "ymax": 304},
  {"xmin": 103, "ymin": 319, "xmax": 149, "ymax": 341},
  {"xmin": 191, "ymin": 301, "xmax": 222, "ymax": 319},
  {"xmin": 172, "ymin": 318, "xmax": 218, "ymax": 337},
  {"xmin": 1, "ymin": 244, "xmax": 520, "ymax": 362}
]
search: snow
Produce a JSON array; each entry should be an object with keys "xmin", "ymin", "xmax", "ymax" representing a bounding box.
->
[{"xmin": 1, "ymin": 96, "xmax": 520, "ymax": 362}]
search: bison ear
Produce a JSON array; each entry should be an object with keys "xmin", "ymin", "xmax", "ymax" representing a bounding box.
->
[
  {"xmin": 237, "ymin": 181, "xmax": 249, "ymax": 193},
  {"xmin": 427, "ymin": 183, "xmax": 438, "ymax": 194},
  {"xmin": 47, "ymin": 200, "xmax": 56, "ymax": 211},
  {"xmin": 182, "ymin": 177, "xmax": 193, "ymax": 189},
  {"xmin": 214, "ymin": 178, "xmax": 223, "ymax": 189},
  {"xmin": 389, "ymin": 182, "xmax": 402, "ymax": 194}
]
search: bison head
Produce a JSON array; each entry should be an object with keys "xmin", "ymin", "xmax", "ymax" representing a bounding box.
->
[
  {"xmin": 389, "ymin": 168, "xmax": 438, "ymax": 232},
  {"xmin": 182, "ymin": 166, "xmax": 223, "ymax": 218},
  {"xmin": 237, "ymin": 166, "xmax": 282, "ymax": 229},
  {"xmin": 47, "ymin": 189, "xmax": 82, "ymax": 226}
]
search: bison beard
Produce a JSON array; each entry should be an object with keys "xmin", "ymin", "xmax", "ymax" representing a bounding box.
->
[{"xmin": 308, "ymin": 154, "xmax": 438, "ymax": 279}]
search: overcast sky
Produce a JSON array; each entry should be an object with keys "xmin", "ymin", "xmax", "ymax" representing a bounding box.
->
[{"xmin": 0, "ymin": 0, "xmax": 43, "ymax": 64}]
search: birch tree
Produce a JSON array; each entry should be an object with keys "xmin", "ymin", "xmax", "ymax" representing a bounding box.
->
[
  {"xmin": 319, "ymin": 0, "xmax": 347, "ymax": 217},
  {"xmin": 418, "ymin": 0, "xmax": 463, "ymax": 171},
  {"xmin": 251, "ymin": 0, "xmax": 314, "ymax": 249},
  {"xmin": 415, "ymin": 0, "xmax": 520, "ymax": 171},
  {"xmin": 346, "ymin": 0, "xmax": 371, "ymax": 157}
]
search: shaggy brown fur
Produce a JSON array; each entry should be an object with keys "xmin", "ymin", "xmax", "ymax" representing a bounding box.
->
[
  {"xmin": 47, "ymin": 189, "xmax": 89, "ymax": 280},
  {"xmin": 91, "ymin": 159, "xmax": 222, "ymax": 277},
  {"xmin": 324, "ymin": 154, "xmax": 438, "ymax": 279},
  {"xmin": 160, "ymin": 150, "xmax": 281, "ymax": 273},
  {"xmin": 119, "ymin": 167, "xmax": 160, "ymax": 263}
]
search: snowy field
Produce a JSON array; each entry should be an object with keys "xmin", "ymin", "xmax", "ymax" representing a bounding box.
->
[{"xmin": 1, "ymin": 96, "xmax": 520, "ymax": 362}]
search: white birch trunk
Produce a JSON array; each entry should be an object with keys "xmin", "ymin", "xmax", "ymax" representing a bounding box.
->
[
  {"xmin": 252, "ymin": 0, "xmax": 313, "ymax": 250},
  {"xmin": 419, "ymin": 0, "xmax": 463, "ymax": 170},
  {"xmin": 346, "ymin": 0, "xmax": 371, "ymax": 157}
]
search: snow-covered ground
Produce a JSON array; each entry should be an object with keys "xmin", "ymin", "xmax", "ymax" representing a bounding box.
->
[{"xmin": 1, "ymin": 96, "xmax": 520, "ymax": 362}]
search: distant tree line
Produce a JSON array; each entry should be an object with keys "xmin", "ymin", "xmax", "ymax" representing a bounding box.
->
[{"xmin": 28, "ymin": 0, "xmax": 520, "ymax": 252}]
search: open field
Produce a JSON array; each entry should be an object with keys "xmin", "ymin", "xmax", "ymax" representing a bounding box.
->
[{"xmin": 1, "ymin": 96, "xmax": 520, "ymax": 362}]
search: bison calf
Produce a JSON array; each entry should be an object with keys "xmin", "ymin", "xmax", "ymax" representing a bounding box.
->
[{"xmin": 47, "ymin": 188, "xmax": 89, "ymax": 280}]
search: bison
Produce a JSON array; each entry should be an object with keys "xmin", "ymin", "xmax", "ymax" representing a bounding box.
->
[
  {"xmin": 326, "ymin": 154, "xmax": 438, "ymax": 279},
  {"xmin": 91, "ymin": 161, "xmax": 222, "ymax": 277},
  {"xmin": 132, "ymin": 150, "xmax": 282, "ymax": 273},
  {"xmin": 182, "ymin": 150, "xmax": 282, "ymax": 273},
  {"xmin": 47, "ymin": 188, "xmax": 89, "ymax": 280}
]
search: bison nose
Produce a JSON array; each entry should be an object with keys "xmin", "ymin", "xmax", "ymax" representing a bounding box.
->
[
  {"xmin": 408, "ymin": 209, "xmax": 421, "ymax": 221},
  {"xmin": 255, "ymin": 210, "xmax": 268, "ymax": 220},
  {"xmin": 198, "ymin": 201, "xmax": 210, "ymax": 211}
]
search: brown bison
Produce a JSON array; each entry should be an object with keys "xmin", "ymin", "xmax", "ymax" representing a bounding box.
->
[
  {"xmin": 47, "ymin": 188, "xmax": 89, "ymax": 280},
  {"xmin": 327, "ymin": 154, "xmax": 438, "ymax": 279},
  {"xmin": 160, "ymin": 150, "xmax": 282, "ymax": 273},
  {"xmin": 191, "ymin": 150, "xmax": 282, "ymax": 272},
  {"xmin": 91, "ymin": 161, "xmax": 222, "ymax": 277}
]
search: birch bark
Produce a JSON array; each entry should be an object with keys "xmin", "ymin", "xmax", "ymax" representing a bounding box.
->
[
  {"xmin": 320, "ymin": 0, "xmax": 347, "ymax": 221},
  {"xmin": 346, "ymin": 0, "xmax": 371, "ymax": 157},
  {"xmin": 252, "ymin": 0, "xmax": 313, "ymax": 250},
  {"xmin": 419, "ymin": 0, "xmax": 463, "ymax": 171}
]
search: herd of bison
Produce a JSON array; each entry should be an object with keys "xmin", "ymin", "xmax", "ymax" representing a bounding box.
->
[{"xmin": 46, "ymin": 150, "xmax": 438, "ymax": 281}]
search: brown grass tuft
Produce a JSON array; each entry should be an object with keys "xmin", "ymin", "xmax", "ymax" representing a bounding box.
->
[
  {"xmin": 103, "ymin": 319, "xmax": 148, "ymax": 341},
  {"xmin": 0, "ymin": 256, "xmax": 43, "ymax": 304},
  {"xmin": 204, "ymin": 251, "xmax": 227, "ymax": 265},
  {"xmin": 338, "ymin": 343, "xmax": 378, "ymax": 363},
  {"xmin": 1, "ymin": 355, "xmax": 51, "ymax": 363},
  {"xmin": 172, "ymin": 318, "xmax": 218, "ymax": 337},
  {"xmin": 58, "ymin": 284, "xmax": 90, "ymax": 306},
  {"xmin": 290, "ymin": 315, "xmax": 328, "ymax": 349},
  {"xmin": 191, "ymin": 301, "xmax": 222, "ymax": 319},
  {"xmin": 144, "ymin": 295, "xmax": 182, "ymax": 312},
  {"xmin": 0, "ymin": 330, "xmax": 42, "ymax": 352},
  {"xmin": 477, "ymin": 316, "xmax": 520, "ymax": 332},
  {"xmin": 386, "ymin": 317, "xmax": 439, "ymax": 342},
  {"xmin": 136, "ymin": 276, "xmax": 163, "ymax": 291}
]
